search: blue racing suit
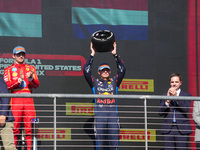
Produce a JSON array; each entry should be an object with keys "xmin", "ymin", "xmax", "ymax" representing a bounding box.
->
[{"xmin": 83, "ymin": 54, "xmax": 126, "ymax": 150}]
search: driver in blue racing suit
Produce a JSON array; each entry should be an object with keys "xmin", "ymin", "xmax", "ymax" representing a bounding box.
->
[{"xmin": 83, "ymin": 42, "xmax": 126, "ymax": 150}]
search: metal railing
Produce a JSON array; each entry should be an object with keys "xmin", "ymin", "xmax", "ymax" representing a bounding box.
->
[{"xmin": 0, "ymin": 93, "xmax": 199, "ymax": 150}]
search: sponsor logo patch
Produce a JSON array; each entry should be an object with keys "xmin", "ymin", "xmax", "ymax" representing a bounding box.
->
[
  {"xmin": 120, "ymin": 129, "xmax": 156, "ymax": 142},
  {"xmin": 66, "ymin": 103, "xmax": 95, "ymax": 115},
  {"xmin": 119, "ymin": 79, "xmax": 154, "ymax": 92},
  {"xmin": 37, "ymin": 128, "xmax": 71, "ymax": 141}
]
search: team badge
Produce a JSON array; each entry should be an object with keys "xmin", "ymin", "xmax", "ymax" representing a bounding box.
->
[
  {"xmin": 19, "ymin": 81, "xmax": 26, "ymax": 88},
  {"xmin": 26, "ymin": 68, "xmax": 30, "ymax": 71},
  {"xmin": 12, "ymin": 67, "xmax": 17, "ymax": 72},
  {"xmin": 108, "ymin": 84, "xmax": 113, "ymax": 89},
  {"xmin": 98, "ymin": 81, "xmax": 102, "ymax": 86},
  {"xmin": 12, "ymin": 72, "xmax": 18, "ymax": 77},
  {"xmin": 103, "ymin": 92, "xmax": 109, "ymax": 95}
]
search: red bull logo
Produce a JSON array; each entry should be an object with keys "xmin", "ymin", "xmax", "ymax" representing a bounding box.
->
[
  {"xmin": 97, "ymin": 92, "xmax": 115, "ymax": 104},
  {"xmin": 96, "ymin": 99, "xmax": 115, "ymax": 104},
  {"xmin": 100, "ymin": 92, "xmax": 112, "ymax": 95}
]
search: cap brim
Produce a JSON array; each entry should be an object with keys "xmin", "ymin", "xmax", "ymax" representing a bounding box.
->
[
  {"xmin": 14, "ymin": 50, "xmax": 26, "ymax": 54},
  {"xmin": 98, "ymin": 66, "xmax": 111, "ymax": 71}
]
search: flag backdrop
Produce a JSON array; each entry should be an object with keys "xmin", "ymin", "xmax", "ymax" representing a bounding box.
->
[
  {"xmin": 0, "ymin": 0, "xmax": 42, "ymax": 37},
  {"xmin": 72, "ymin": 0, "xmax": 148, "ymax": 40}
]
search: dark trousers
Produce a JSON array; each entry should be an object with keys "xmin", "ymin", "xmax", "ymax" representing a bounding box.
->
[
  {"xmin": 196, "ymin": 142, "xmax": 200, "ymax": 149},
  {"xmin": 95, "ymin": 113, "xmax": 119, "ymax": 150},
  {"xmin": 163, "ymin": 124, "xmax": 189, "ymax": 150}
]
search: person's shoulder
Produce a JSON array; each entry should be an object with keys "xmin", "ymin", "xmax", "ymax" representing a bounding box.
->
[
  {"xmin": 25, "ymin": 64, "xmax": 36, "ymax": 69},
  {"xmin": 4, "ymin": 64, "xmax": 14, "ymax": 70},
  {"xmin": 181, "ymin": 90, "xmax": 192, "ymax": 96}
]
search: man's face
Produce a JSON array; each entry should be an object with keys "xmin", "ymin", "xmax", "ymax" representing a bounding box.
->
[
  {"xmin": 13, "ymin": 52, "xmax": 25, "ymax": 64},
  {"xmin": 170, "ymin": 76, "xmax": 182, "ymax": 90},
  {"xmin": 98, "ymin": 68, "xmax": 111, "ymax": 78}
]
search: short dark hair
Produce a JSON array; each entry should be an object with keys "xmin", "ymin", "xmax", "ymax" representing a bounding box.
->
[{"xmin": 169, "ymin": 73, "xmax": 182, "ymax": 82}]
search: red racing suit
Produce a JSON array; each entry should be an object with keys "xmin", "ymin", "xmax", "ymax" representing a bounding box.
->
[{"xmin": 3, "ymin": 62, "xmax": 39, "ymax": 150}]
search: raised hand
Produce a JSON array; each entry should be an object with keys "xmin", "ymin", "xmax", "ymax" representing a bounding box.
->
[
  {"xmin": 111, "ymin": 42, "xmax": 117, "ymax": 55},
  {"xmin": 27, "ymin": 69, "xmax": 35, "ymax": 78},
  {"xmin": 20, "ymin": 69, "xmax": 24, "ymax": 80},
  {"xmin": 90, "ymin": 42, "xmax": 96, "ymax": 56}
]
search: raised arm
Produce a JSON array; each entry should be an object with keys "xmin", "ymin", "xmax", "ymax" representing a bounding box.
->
[
  {"xmin": 111, "ymin": 43, "xmax": 126, "ymax": 87},
  {"xmin": 28, "ymin": 66, "xmax": 39, "ymax": 88},
  {"xmin": 3, "ymin": 67, "xmax": 20, "ymax": 90},
  {"xmin": 83, "ymin": 43, "xmax": 95, "ymax": 88}
]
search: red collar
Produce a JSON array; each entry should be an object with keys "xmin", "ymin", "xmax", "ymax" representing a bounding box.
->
[{"xmin": 14, "ymin": 62, "xmax": 25, "ymax": 68}]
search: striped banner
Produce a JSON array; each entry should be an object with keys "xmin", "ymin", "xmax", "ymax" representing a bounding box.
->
[
  {"xmin": 0, "ymin": 0, "xmax": 42, "ymax": 37},
  {"xmin": 72, "ymin": 0, "xmax": 148, "ymax": 10},
  {"xmin": 72, "ymin": 0, "xmax": 148, "ymax": 40}
]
